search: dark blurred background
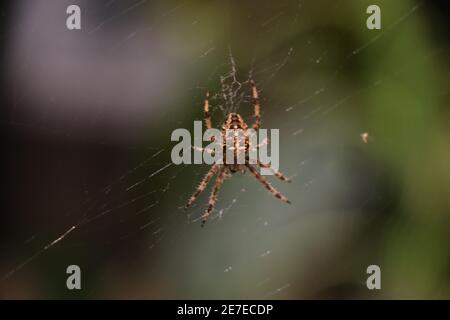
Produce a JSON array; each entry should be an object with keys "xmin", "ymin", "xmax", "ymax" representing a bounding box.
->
[{"xmin": 1, "ymin": 0, "xmax": 449, "ymax": 299}]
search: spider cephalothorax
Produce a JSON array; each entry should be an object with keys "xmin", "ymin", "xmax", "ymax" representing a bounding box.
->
[
  {"xmin": 185, "ymin": 80, "xmax": 291, "ymax": 227},
  {"xmin": 221, "ymin": 113, "xmax": 248, "ymax": 173}
]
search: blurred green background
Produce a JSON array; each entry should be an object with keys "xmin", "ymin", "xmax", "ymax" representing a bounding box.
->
[{"xmin": 1, "ymin": 0, "xmax": 449, "ymax": 299}]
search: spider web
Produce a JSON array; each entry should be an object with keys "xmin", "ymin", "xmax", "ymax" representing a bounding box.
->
[{"xmin": 1, "ymin": 0, "xmax": 445, "ymax": 299}]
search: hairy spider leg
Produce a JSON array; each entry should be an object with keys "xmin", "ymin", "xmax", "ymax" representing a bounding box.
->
[
  {"xmin": 202, "ymin": 169, "xmax": 226, "ymax": 227},
  {"xmin": 250, "ymin": 80, "xmax": 261, "ymax": 130},
  {"xmin": 257, "ymin": 160, "xmax": 291, "ymax": 182},
  {"xmin": 185, "ymin": 164, "xmax": 219, "ymax": 209},
  {"xmin": 246, "ymin": 164, "xmax": 291, "ymax": 204},
  {"xmin": 203, "ymin": 91, "xmax": 212, "ymax": 129}
]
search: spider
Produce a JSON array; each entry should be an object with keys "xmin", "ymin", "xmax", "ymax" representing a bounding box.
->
[{"xmin": 185, "ymin": 80, "xmax": 291, "ymax": 227}]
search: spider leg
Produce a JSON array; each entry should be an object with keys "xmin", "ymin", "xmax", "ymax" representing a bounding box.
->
[
  {"xmin": 250, "ymin": 80, "xmax": 261, "ymax": 130},
  {"xmin": 256, "ymin": 137, "xmax": 269, "ymax": 149},
  {"xmin": 246, "ymin": 164, "xmax": 291, "ymax": 204},
  {"xmin": 192, "ymin": 146, "xmax": 215, "ymax": 154},
  {"xmin": 201, "ymin": 168, "xmax": 226, "ymax": 227},
  {"xmin": 203, "ymin": 91, "xmax": 212, "ymax": 130},
  {"xmin": 257, "ymin": 160, "xmax": 291, "ymax": 182},
  {"xmin": 249, "ymin": 137, "xmax": 269, "ymax": 154},
  {"xmin": 185, "ymin": 164, "xmax": 219, "ymax": 209}
]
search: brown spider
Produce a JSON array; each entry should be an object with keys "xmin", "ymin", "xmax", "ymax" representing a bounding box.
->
[{"xmin": 185, "ymin": 80, "xmax": 291, "ymax": 227}]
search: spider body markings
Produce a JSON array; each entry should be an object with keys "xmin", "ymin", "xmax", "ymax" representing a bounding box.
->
[{"xmin": 185, "ymin": 80, "xmax": 291, "ymax": 227}]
